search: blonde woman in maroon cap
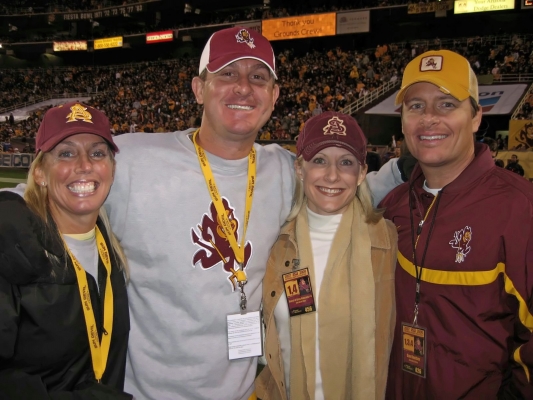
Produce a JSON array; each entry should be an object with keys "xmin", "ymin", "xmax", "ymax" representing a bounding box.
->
[
  {"xmin": 0, "ymin": 102, "xmax": 132, "ymax": 399},
  {"xmin": 257, "ymin": 111, "xmax": 397, "ymax": 400}
]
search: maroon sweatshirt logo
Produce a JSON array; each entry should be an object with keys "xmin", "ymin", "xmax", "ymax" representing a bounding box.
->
[{"xmin": 191, "ymin": 198, "xmax": 252, "ymax": 290}]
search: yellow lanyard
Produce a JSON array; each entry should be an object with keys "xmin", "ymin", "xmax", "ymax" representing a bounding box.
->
[
  {"xmin": 192, "ymin": 129, "xmax": 256, "ymax": 284},
  {"xmin": 65, "ymin": 227, "xmax": 114, "ymax": 382}
]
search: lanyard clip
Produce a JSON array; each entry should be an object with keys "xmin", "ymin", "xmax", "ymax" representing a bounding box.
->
[
  {"xmin": 417, "ymin": 220, "xmax": 424, "ymax": 235},
  {"xmin": 239, "ymin": 281, "xmax": 247, "ymax": 313}
]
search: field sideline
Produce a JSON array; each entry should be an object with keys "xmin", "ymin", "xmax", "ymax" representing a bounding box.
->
[{"xmin": 0, "ymin": 168, "xmax": 28, "ymax": 189}]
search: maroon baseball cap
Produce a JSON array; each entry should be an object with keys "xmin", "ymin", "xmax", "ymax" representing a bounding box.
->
[
  {"xmin": 36, "ymin": 102, "xmax": 118, "ymax": 154},
  {"xmin": 198, "ymin": 26, "xmax": 277, "ymax": 79},
  {"xmin": 297, "ymin": 111, "xmax": 367, "ymax": 165}
]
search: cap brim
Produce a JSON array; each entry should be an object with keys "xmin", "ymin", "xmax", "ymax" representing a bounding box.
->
[
  {"xmin": 301, "ymin": 141, "xmax": 364, "ymax": 164},
  {"xmin": 38, "ymin": 126, "xmax": 119, "ymax": 154},
  {"xmin": 395, "ymin": 76, "xmax": 471, "ymax": 106},
  {"xmin": 206, "ymin": 55, "xmax": 278, "ymax": 80}
]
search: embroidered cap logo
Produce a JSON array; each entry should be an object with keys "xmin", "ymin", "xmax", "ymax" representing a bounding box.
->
[
  {"xmin": 323, "ymin": 116, "xmax": 347, "ymax": 136},
  {"xmin": 235, "ymin": 28, "xmax": 255, "ymax": 49},
  {"xmin": 420, "ymin": 55, "xmax": 443, "ymax": 72},
  {"xmin": 66, "ymin": 103, "xmax": 94, "ymax": 124}
]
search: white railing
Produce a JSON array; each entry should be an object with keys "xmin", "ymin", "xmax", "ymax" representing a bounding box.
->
[
  {"xmin": 0, "ymin": 92, "xmax": 98, "ymax": 115},
  {"xmin": 494, "ymin": 74, "xmax": 533, "ymax": 83},
  {"xmin": 511, "ymin": 87, "xmax": 533, "ymax": 120},
  {"xmin": 392, "ymin": 33, "xmax": 532, "ymax": 52},
  {"xmin": 341, "ymin": 80, "xmax": 400, "ymax": 116},
  {"xmin": 340, "ymin": 73, "xmax": 533, "ymax": 117}
]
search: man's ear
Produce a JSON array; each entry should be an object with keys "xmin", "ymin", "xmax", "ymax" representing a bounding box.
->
[
  {"xmin": 192, "ymin": 77, "xmax": 205, "ymax": 105},
  {"xmin": 472, "ymin": 107, "xmax": 483, "ymax": 133},
  {"xmin": 271, "ymin": 84, "xmax": 280, "ymax": 111}
]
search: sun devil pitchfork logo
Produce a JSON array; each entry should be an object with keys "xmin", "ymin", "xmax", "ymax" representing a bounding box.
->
[
  {"xmin": 191, "ymin": 198, "xmax": 252, "ymax": 291},
  {"xmin": 449, "ymin": 226, "xmax": 472, "ymax": 263},
  {"xmin": 235, "ymin": 28, "xmax": 255, "ymax": 49}
]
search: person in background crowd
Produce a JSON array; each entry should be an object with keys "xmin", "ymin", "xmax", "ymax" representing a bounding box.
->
[
  {"xmin": 0, "ymin": 102, "xmax": 131, "ymax": 399},
  {"xmin": 257, "ymin": 112, "xmax": 397, "ymax": 400},
  {"xmin": 366, "ymin": 146, "xmax": 382, "ymax": 173},
  {"xmin": 382, "ymin": 50, "xmax": 533, "ymax": 399},
  {"xmin": 505, "ymin": 153, "xmax": 525, "ymax": 176},
  {"xmin": 483, "ymin": 137, "xmax": 504, "ymax": 167},
  {"xmin": 0, "ymin": 28, "xmax": 403, "ymax": 400}
]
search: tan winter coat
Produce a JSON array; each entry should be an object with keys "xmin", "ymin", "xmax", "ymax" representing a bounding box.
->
[{"xmin": 256, "ymin": 200, "xmax": 397, "ymax": 400}]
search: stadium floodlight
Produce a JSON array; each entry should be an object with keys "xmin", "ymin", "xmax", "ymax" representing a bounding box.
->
[{"xmin": 184, "ymin": 3, "xmax": 192, "ymax": 13}]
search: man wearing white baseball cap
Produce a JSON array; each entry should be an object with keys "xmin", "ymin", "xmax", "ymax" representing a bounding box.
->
[
  {"xmin": 104, "ymin": 26, "xmax": 292, "ymax": 400},
  {"xmin": 381, "ymin": 50, "xmax": 533, "ymax": 398}
]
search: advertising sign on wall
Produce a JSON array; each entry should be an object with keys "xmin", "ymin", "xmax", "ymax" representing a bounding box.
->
[
  {"xmin": 336, "ymin": 11, "xmax": 370, "ymax": 34},
  {"xmin": 261, "ymin": 13, "xmax": 336, "ymax": 41},
  {"xmin": 53, "ymin": 41, "xmax": 88, "ymax": 51},
  {"xmin": 146, "ymin": 30, "xmax": 174, "ymax": 44},
  {"xmin": 94, "ymin": 36, "xmax": 123, "ymax": 50}
]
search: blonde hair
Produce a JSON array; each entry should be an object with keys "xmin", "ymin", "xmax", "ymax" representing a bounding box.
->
[
  {"xmin": 286, "ymin": 156, "xmax": 384, "ymax": 224},
  {"xmin": 24, "ymin": 151, "xmax": 129, "ymax": 280}
]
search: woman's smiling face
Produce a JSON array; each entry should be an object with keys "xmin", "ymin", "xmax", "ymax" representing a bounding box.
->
[{"xmin": 296, "ymin": 146, "xmax": 367, "ymax": 216}]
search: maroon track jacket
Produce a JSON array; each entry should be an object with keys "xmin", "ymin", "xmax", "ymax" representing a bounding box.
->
[{"xmin": 381, "ymin": 143, "xmax": 533, "ymax": 399}]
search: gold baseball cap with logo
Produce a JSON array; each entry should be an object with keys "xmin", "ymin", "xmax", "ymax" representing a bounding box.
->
[{"xmin": 395, "ymin": 50, "xmax": 479, "ymax": 106}]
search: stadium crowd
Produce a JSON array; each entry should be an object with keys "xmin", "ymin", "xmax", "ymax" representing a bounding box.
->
[
  {"xmin": 1, "ymin": 33, "xmax": 532, "ymax": 147},
  {"xmin": 0, "ymin": 0, "xmax": 149, "ymax": 14},
  {"xmin": 0, "ymin": 1, "xmax": 411, "ymax": 43}
]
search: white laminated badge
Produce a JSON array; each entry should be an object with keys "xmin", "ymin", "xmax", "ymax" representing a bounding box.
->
[{"xmin": 227, "ymin": 310, "xmax": 263, "ymax": 360}]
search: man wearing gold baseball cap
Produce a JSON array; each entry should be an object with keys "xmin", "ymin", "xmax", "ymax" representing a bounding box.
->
[{"xmin": 381, "ymin": 50, "xmax": 533, "ymax": 398}]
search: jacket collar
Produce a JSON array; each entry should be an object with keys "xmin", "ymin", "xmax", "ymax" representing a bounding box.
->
[
  {"xmin": 280, "ymin": 202, "xmax": 391, "ymax": 250},
  {"xmin": 409, "ymin": 142, "xmax": 494, "ymax": 195}
]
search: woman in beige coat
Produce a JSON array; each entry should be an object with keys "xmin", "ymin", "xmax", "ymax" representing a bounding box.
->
[{"xmin": 256, "ymin": 111, "xmax": 397, "ymax": 400}]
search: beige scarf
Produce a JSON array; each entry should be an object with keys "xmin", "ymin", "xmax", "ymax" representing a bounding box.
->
[{"xmin": 289, "ymin": 199, "xmax": 376, "ymax": 400}]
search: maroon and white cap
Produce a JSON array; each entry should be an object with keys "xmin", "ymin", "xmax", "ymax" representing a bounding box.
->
[
  {"xmin": 296, "ymin": 111, "xmax": 367, "ymax": 165},
  {"xmin": 198, "ymin": 26, "xmax": 277, "ymax": 79},
  {"xmin": 36, "ymin": 101, "xmax": 118, "ymax": 154}
]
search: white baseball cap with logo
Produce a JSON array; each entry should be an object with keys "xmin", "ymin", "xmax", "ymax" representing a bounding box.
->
[{"xmin": 198, "ymin": 26, "xmax": 277, "ymax": 80}]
